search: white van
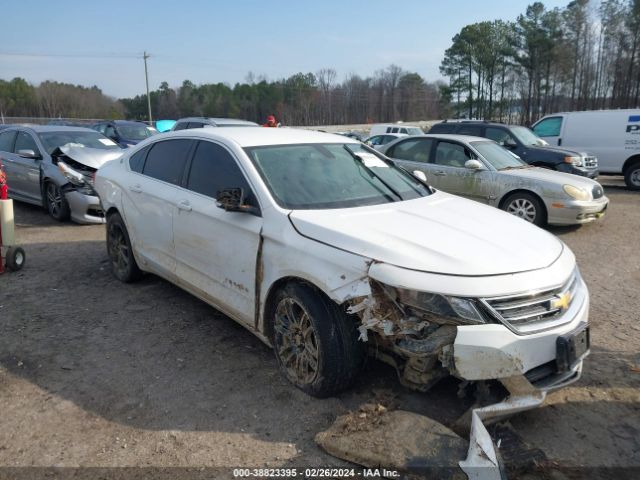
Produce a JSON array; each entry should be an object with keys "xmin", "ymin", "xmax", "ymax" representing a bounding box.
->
[
  {"xmin": 533, "ymin": 109, "xmax": 640, "ymax": 189},
  {"xmin": 369, "ymin": 123, "xmax": 423, "ymax": 137}
]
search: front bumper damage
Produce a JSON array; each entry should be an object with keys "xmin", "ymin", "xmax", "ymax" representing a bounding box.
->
[{"xmin": 344, "ymin": 268, "xmax": 589, "ymax": 479}]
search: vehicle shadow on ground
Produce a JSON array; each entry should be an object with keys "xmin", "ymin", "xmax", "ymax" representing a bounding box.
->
[{"xmin": 0, "ymin": 236, "xmax": 470, "ymax": 446}]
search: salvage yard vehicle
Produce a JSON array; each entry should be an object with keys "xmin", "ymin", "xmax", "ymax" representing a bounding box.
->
[
  {"xmin": 96, "ymin": 127, "xmax": 591, "ymax": 408},
  {"xmin": 92, "ymin": 120, "xmax": 158, "ymax": 148},
  {"xmin": 381, "ymin": 134, "xmax": 609, "ymax": 226},
  {"xmin": 429, "ymin": 120, "xmax": 600, "ymax": 179},
  {"xmin": 533, "ymin": 109, "xmax": 640, "ymax": 189},
  {"xmin": 369, "ymin": 123, "xmax": 424, "ymax": 136},
  {"xmin": 0, "ymin": 126, "xmax": 123, "ymax": 224},
  {"xmin": 364, "ymin": 133, "xmax": 407, "ymax": 150},
  {"xmin": 172, "ymin": 117, "xmax": 258, "ymax": 130}
]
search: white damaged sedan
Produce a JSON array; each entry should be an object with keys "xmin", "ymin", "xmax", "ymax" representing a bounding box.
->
[{"xmin": 95, "ymin": 128, "xmax": 590, "ymax": 403}]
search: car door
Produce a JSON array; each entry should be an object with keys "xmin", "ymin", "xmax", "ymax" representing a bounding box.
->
[
  {"xmin": 5, "ymin": 130, "xmax": 43, "ymax": 202},
  {"xmin": 385, "ymin": 137, "xmax": 438, "ymax": 184},
  {"xmin": 431, "ymin": 140, "xmax": 494, "ymax": 203},
  {"xmin": 121, "ymin": 139, "xmax": 194, "ymax": 278},
  {"xmin": 172, "ymin": 140, "xmax": 262, "ymax": 325},
  {"xmin": 0, "ymin": 130, "xmax": 19, "ymax": 195}
]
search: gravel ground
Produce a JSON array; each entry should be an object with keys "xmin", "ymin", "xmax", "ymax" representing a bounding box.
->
[{"xmin": 0, "ymin": 176, "xmax": 638, "ymax": 479}]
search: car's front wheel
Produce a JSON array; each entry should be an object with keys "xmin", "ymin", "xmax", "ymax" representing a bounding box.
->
[
  {"xmin": 271, "ymin": 283, "xmax": 365, "ymax": 398},
  {"xmin": 624, "ymin": 161, "xmax": 640, "ymax": 190},
  {"xmin": 45, "ymin": 182, "xmax": 70, "ymax": 221},
  {"xmin": 106, "ymin": 212, "xmax": 142, "ymax": 283},
  {"xmin": 501, "ymin": 192, "xmax": 546, "ymax": 226}
]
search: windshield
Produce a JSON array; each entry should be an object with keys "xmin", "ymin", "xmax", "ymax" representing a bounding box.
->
[
  {"xmin": 244, "ymin": 143, "xmax": 431, "ymax": 209},
  {"xmin": 471, "ymin": 141, "xmax": 527, "ymax": 170},
  {"xmin": 39, "ymin": 131, "xmax": 121, "ymax": 154},
  {"xmin": 510, "ymin": 126, "xmax": 542, "ymax": 146},
  {"xmin": 118, "ymin": 124, "xmax": 156, "ymax": 141}
]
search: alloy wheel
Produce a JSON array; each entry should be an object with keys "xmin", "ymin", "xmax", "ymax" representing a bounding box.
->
[
  {"xmin": 46, "ymin": 183, "xmax": 63, "ymax": 218},
  {"xmin": 506, "ymin": 198, "xmax": 537, "ymax": 223},
  {"xmin": 107, "ymin": 223, "xmax": 131, "ymax": 279},
  {"xmin": 274, "ymin": 297, "xmax": 320, "ymax": 385}
]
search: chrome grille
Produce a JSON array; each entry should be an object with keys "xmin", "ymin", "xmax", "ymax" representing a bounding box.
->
[
  {"xmin": 481, "ymin": 270, "xmax": 581, "ymax": 334},
  {"xmin": 583, "ymin": 156, "xmax": 598, "ymax": 168}
]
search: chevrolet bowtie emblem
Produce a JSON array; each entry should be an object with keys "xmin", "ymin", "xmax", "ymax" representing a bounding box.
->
[{"xmin": 551, "ymin": 292, "xmax": 572, "ymax": 311}]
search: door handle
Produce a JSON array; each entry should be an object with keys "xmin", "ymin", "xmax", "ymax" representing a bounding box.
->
[
  {"xmin": 177, "ymin": 200, "xmax": 192, "ymax": 212},
  {"xmin": 434, "ymin": 170, "xmax": 447, "ymax": 176},
  {"xmin": 129, "ymin": 184, "xmax": 142, "ymax": 193},
  {"xmin": 557, "ymin": 138, "xmax": 562, "ymax": 146}
]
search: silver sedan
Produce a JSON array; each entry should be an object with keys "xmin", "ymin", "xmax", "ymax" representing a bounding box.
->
[{"xmin": 380, "ymin": 134, "xmax": 609, "ymax": 226}]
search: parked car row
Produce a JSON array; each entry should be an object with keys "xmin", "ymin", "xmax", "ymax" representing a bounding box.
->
[{"xmin": 92, "ymin": 126, "xmax": 591, "ymax": 400}]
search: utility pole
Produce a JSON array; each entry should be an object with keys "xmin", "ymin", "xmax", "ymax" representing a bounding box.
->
[{"xmin": 143, "ymin": 51, "xmax": 152, "ymax": 125}]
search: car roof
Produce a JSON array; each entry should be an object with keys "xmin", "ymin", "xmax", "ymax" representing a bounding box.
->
[
  {"xmin": 422, "ymin": 133, "xmax": 490, "ymax": 143},
  {"xmin": 4, "ymin": 125, "xmax": 98, "ymax": 133},
  {"xmin": 434, "ymin": 120, "xmax": 519, "ymax": 128},
  {"xmin": 162, "ymin": 127, "xmax": 360, "ymax": 147},
  {"xmin": 176, "ymin": 117, "xmax": 258, "ymax": 126}
]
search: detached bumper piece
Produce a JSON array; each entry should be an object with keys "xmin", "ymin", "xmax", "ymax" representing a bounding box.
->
[{"xmin": 459, "ymin": 376, "xmax": 546, "ymax": 480}]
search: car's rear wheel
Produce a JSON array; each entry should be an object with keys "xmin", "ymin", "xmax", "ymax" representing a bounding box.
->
[
  {"xmin": 271, "ymin": 283, "xmax": 365, "ymax": 398},
  {"xmin": 624, "ymin": 161, "xmax": 640, "ymax": 190},
  {"xmin": 106, "ymin": 212, "xmax": 142, "ymax": 283},
  {"xmin": 502, "ymin": 192, "xmax": 546, "ymax": 226},
  {"xmin": 45, "ymin": 182, "xmax": 70, "ymax": 221}
]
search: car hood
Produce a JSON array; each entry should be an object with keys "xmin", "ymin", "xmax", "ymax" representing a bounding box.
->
[
  {"xmin": 59, "ymin": 145, "xmax": 124, "ymax": 169},
  {"xmin": 498, "ymin": 166, "xmax": 600, "ymax": 189},
  {"xmin": 524, "ymin": 144, "xmax": 589, "ymax": 157},
  {"xmin": 289, "ymin": 191, "xmax": 564, "ymax": 276}
]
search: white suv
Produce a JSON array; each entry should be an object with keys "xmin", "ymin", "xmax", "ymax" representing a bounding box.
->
[{"xmin": 95, "ymin": 128, "xmax": 590, "ymax": 399}]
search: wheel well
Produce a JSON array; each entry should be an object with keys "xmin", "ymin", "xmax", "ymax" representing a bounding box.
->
[
  {"xmin": 498, "ymin": 189, "xmax": 548, "ymax": 219},
  {"xmin": 105, "ymin": 207, "xmax": 120, "ymax": 219},
  {"xmin": 623, "ymin": 154, "xmax": 640, "ymax": 174},
  {"xmin": 262, "ymin": 276, "xmax": 327, "ymax": 341}
]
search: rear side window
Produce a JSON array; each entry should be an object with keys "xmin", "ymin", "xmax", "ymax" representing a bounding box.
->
[
  {"xmin": 0, "ymin": 131, "xmax": 17, "ymax": 152},
  {"xmin": 129, "ymin": 145, "xmax": 150, "ymax": 173},
  {"xmin": 533, "ymin": 117, "xmax": 562, "ymax": 137},
  {"xmin": 186, "ymin": 140, "xmax": 257, "ymax": 205},
  {"xmin": 387, "ymin": 138, "xmax": 433, "ymax": 163},
  {"xmin": 173, "ymin": 122, "xmax": 188, "ymax": 131},
  {"xmin": 14, "ymin": 132, "xmax": 40, "ymax": 155},
  {"xmin": 187, "ymin": 122, "xmax": 206, "ymax": 129},
  {"xmin": 142, "ymin": 139, "xmax": 193, "ymax": 185},
  {"xmin": 457, "ymin": 125, "xmax": 483, "ymax": 136}
]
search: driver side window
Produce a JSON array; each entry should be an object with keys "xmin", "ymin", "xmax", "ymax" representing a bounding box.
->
[
  {"xmin": 486, "ymin": 127, "xmax": 515, "ymax": 146},
  {"xmin": 434, "ymin": 141, "xmax": 473, "ymax": 168},
  {"xmin": 186, "ymin": 140, "xmax": 258, "ymax": 208},
  {"xmin": 14, "ymin": 132, "xmax": 41, "ymax": 156}
]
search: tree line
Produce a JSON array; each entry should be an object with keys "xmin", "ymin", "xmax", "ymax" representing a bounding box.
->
[
  {"xmin": 121, "ymin": 67, "xmax": 446, "ymax": 125},
  {"xmin": 440, "ymin": 0, "xmax": 640, "ymax": 125},
  {"xmin": 0, "ymin": 78, "xmax": 124, "ymax": 120},
  {"xmin": 0, "ymin": 66, "xmax": 447, "ymax": 125}
]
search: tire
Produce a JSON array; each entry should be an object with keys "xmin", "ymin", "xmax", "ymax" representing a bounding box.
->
[
  {"xmin": 624, "ymin": 161, "xmax": 640, "ymax": 191},
  {"xmin": 106, "ymin": 212, "xmax": 142, "ymax": 283},
  {"xmin": 501, "ymin": 192, "xmax": 546, "ymax": 227},
  {"xmin": 271, "ymin": 283, "xmax": 365, "ymax": 398},
  {"xmin": 45, "ymin": 181, "xmax": 70, "ymax": 221},
  {"xmin": 5, "ymin": 246, "xmax": 25, "ymax": 271}
]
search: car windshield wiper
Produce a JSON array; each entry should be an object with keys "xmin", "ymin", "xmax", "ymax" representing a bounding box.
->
[{"xmin": 342, "ymin": 146, "xmax": 403, "ymax": 201}]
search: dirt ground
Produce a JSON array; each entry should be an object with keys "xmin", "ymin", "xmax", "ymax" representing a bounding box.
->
[{"xmin": 0, "ymin": 176, "xmax": 638, "ymax": 479}]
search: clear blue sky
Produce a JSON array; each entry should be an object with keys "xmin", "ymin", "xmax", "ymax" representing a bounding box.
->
[{"xmin": 1, "ymin": 0, "xmax": 570, "ymax": 99}]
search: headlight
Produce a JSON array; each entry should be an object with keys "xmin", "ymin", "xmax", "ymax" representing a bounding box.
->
[
  {"xmin": 563, "ymin": 184, "xmax": 590, "ymax": 201},
  {"xmin": 57, "ymin": 161, "xmax": 96, "ymax": 194},
  {"xmin": 564, "ymin": 155, "xmax": 583, "ymax": 166},
  {"xmin": 395, "ymin": 288, "xmax": 487, "ymax": 324}
]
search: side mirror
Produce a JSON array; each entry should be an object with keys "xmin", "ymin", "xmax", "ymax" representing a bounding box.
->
[
  {"xmin": 216, "ymin": 188, "xmax": 260, "ymax": 216},
  {"xmin": 17, "ymin": 149, "xmax": 40, "ymax": 159},
  {"xmin": 503, "ymin": 140, "xmax": 517, "ymax": 150},
  {"xmin": 412, "ymin": 170, "xmax": 428, "ymax": 182},
  {"xmin": 465, "ymin": 159, "xmax": 484, "ymax": 170}
]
